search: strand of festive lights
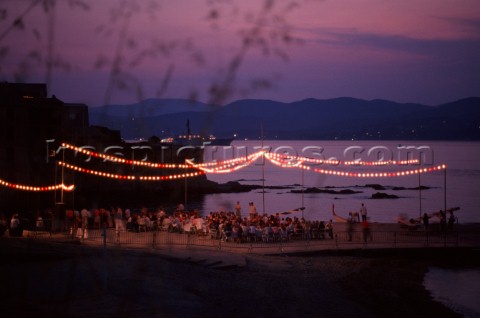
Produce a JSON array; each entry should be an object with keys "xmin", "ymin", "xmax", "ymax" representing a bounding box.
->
[
  {"xmin": 3, "ymin": 146, "xmax": 438, "ymax": 193},
  {"xmin": 343, "ymin": 159, "xmax": 419, "ymax": 166},
  {"xmin": 138, "ymin": 171, "xmax": 204, "ymax": 181},
  {"xmin": 312, "ymin": 164, "xmax": 446, "ymax": 178},
  {"xmin": 0, "ymin": 178, "xmax": 74, "ymax": 192},
  {"xmin": 61, "ymin": 143, "xmax": 420, "ymax": 170},
  {"xmin": 266, "ymin": 153, "xmax": 340, "ymax": 166},
  {"xmin": 266, "ymin": 152, "xmax": 419, "ymax": 166},
  {"xmin": 186, "ymin": 152, "xmax": 264, "ymax": 173},
  {"xmin": 264, "ymin": 153, "xmax": 421, "ymax": 172},
  {"xmin": 57, "ymin": 161, "xmax": 204, "ymax": 180},
  {"xmin": 61, "ymin": 143, "xmax": 191, "ymax": 169},
  {"xmin": 264, "ymin": 153, "xmax": 305, "ymax": 169},
  {"xmin": 189, "ymin": 152, "xmax": 263, "ymax": 168},
  {"xmin": 185, "ymin": 150, "xmax": 439, "ymax": 176},
  {"xmin": 193, "ymin": 151, "xmax": 421, "ymax": 173},
  {"xmin": 58, "ymin": 161, "xmax": 136, "ymax": 180},
  {"xmin": 59, "ymin": 143, "xmax": 444, "ymax": 179}
]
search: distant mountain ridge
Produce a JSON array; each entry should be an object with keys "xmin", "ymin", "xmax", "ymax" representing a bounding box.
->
[
  {"xmin": 89, "ymin": 97, "xmax": 480, "ymax": 140},
  {"xmin": 89, "ymin": 98, "xmax": 217, "ymax": 117}
]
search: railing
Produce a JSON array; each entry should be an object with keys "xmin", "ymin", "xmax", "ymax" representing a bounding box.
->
[{"xmin": 18, "ymin": 225, "xmax": 476, "ymax": 254}]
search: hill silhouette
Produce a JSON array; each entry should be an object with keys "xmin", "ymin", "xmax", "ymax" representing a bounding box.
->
[{"xmin": 89, "ymin": 97, "xmax": 480, "ymax": 140}]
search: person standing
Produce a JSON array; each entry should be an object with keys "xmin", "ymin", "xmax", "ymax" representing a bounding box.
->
[
  {"xmin": 115, "ymin": 207, "xmax": 125, "ymax": 235},
  {"xmin": 422, "ymin": 213, "xmax": 430, "ymax": 230},
  {"xmin": 235, "ymin": 201, "xmax": 242, "ymax": 218},
  {"xmin": 448, "ymin": 211, "xmax": 456, "ymax": 231},
  {"xmin": 360, "ymin": 203, "xmax": 367, "ymax": 222},
  {"xmin": 347, "ymin": 212, "xmax": 354, "ymax": 241},
  {"xmin": 248, "ymin": 202, "xmax": 257, "ymax": 218},
  {"xmin": 325, "ymin": 219, "xmax": 333, "ymax": 239},
  {"xmin": 440, "ymin": 211, "xmax": 447, "ymax": 233},
  {"xmin": 66, "ymin": 209, "xmax": 75, "ymax": 232},
  {"xmin": 80, "ymin": 208, "xmax": 89, "ymax": 230},
  {"xmin": 361, "ymin": 219, "xmax": 371, "ymax": 243},
  {"xmin": 79, "ymin": 208, "xmax": 89, "ymax": 238}
]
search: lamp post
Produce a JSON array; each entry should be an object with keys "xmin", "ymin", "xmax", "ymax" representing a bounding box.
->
[
  {"xmin": 418, "ymin": 172, "xmax": 422, "ymax": 218},
  {"xmin": 261, "ymin": 122, "xmax": 265, "ymax": 215},
  {"xmin": 301, "ymin": 166, "xmax": 304, "ymax": 219},
  {"xmin": 60, "ymin": 145, "xmax": 65, "ymax": 204},
  {"xmin": 184, "ymin": 159, "xmax": 188, "ymax": 211},
  {"xmin": 444, "ymin": 165, "xmax": 447, "ymax": 214}
]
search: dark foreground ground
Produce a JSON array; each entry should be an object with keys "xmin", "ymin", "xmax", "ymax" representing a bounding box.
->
[{"xmin": 1, "ymin": 238, "xmax": 479, "ymax": 318}]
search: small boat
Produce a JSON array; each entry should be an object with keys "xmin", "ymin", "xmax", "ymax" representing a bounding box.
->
[
  {"xmin": 396, "ymin": 213, "xmax": 420, "ymax": 230},
  {"xmin": 162, "ymin": 120, "xmax": 234, "ymax": 146},
  {"xmin": 280, "ymin": 207, "xmax": 305, "ymax": 215},
  {"xmin": 175, "ymin": 134, "xmax": 234, "ymax": 146},
  {"xmin": 332, "ymin": 204, "xmax": 348, "ymax": 223}
]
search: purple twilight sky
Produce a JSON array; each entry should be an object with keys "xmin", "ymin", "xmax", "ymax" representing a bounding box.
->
[{"xmin": 1, "ymin": 0, "xmax": 479, "ymax": 107}]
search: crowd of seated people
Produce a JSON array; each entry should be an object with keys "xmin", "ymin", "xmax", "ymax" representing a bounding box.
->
[
  {"xmin": 0, "ymin": 202, "xmax": 335, "ymax": 244},
  {"xmin": 58, "ymin": 204, "xmax": 334, "ymax": 243},
  {"xmin": 100, "ymin": 205, "xmax": 335, "ymax": 243},
  {"xmin": 123, "ymin": 206, "xmax": 206, "ymax": 234},
  {"xmin": 203, "ymin": 209, "xmax": 334, "ymax": 243}
]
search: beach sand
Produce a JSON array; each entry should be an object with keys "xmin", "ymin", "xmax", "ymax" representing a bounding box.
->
[{"xmin": 1, "ymin": 236, "xmax": 479, "ymax": 318}]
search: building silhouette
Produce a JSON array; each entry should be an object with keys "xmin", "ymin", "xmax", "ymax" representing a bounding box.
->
[{"xmin": 0, "ymin": 83, "xmax": 206, "ymax": 216}]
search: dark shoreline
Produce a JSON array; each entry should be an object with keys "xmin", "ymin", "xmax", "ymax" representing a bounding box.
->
[{"xmin": 1, "ymin": 238, "xmax": 478, "ymax": 317}]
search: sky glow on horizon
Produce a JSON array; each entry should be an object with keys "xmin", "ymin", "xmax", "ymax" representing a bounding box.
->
[{"xmin": 1, "ymin": 0, "xmax": 479, "ymax": 106}]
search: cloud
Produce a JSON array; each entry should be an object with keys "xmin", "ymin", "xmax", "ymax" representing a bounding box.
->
[
  {"xmin": 439, "ymin": 16, "xmax": 480, "ymax": 34},
  {"xmin": 312, "ymin": 28, "xmax": 480, "ymax": 64}
]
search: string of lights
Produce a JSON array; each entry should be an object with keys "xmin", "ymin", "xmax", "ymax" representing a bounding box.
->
[
  {"xmin": 266, "ymin": 152, "xmax": 340, "ymax": 166},
  {"xmin": 264, "ymin": 152, "xmax": 309, "ymax": 169},
  {"xmin": 2, "ymin": 145, "xmax": 443, "ymax": 192},
  {"xmin": 57, "ymin": 161, "xmax": 204, "ymax": 181},
  {"xmin": 187, "ymin": 151, "xmax": 263, "ymax": 168},
  {"xmin": 313, "ymin": 164, "xmax": 446, "ymax": 178},
  {"xmin": 264, "ymin": 151, "xmax": 419, "ymax": 166},
  {"xmin": 61, "ymin": 142, "xmax": 421, "ymax": 171},
  {"xmin": 138, "ymin": 171, "xmax": 204, "ymax": 181},
  {"xmin": 186, "ymin": 151, "xmax": 264, "ymax": 173},
  {"xmin": 189, "ymin": 151, "xmax": 425, "ymax": 175},
  {"xmin": 0, "ymin": 178, "xmax": 74, "ymax": 192},
  {"xmin": 61, "ymin": 143, "xmax": 191, "ymax": 169}
]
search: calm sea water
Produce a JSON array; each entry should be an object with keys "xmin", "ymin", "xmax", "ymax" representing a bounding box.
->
[
  {"xmin": 424, "ymin": 267, "xmax": 480, "ymax": 317},
  {"xmin": 195, "ymin": 140, "xmax": 480, "ymax": 223}
]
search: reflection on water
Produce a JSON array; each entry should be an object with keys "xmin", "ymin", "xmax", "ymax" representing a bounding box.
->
[{"xmin": 424, "ymin": 267, "xmax": 480, "ymax": 317}]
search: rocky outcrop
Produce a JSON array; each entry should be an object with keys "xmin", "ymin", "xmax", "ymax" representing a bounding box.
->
[{"xmin": 371, "ymin": 192, "xmax": 399, "ymax": 199}]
